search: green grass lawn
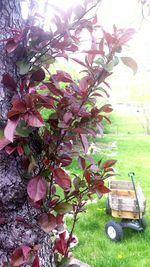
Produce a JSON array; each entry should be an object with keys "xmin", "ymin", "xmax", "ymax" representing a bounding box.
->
[
  {"xmin": 66, "ymin": 135, "xmax": 150, "ymax": 267},
  {"xmin": 104, "ymin": 112, "xmax": 145, "ymax": 135}
]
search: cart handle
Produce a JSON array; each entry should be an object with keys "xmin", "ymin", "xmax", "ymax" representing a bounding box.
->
[
  {"xmin": 128, "ymin": 172, "xmax": 141, "ymax": 222},
  {"xmin": 128, "ymin": 172, "xmax": 135, "ymax": 178}
]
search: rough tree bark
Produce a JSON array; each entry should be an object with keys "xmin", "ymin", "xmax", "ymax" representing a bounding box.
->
[{"xmin": 0, "ymin": 1, "xmax": 53, "ymax": 266}]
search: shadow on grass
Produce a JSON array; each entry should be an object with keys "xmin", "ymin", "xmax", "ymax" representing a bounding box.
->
[{"xmin": 122, "ymin": 228, "xmax": 140, "ymax": 240}]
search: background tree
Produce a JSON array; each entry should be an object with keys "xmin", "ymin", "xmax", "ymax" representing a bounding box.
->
[{"xmin": 0, "ymin": 0, "xmax": 135, "ymax": 266}]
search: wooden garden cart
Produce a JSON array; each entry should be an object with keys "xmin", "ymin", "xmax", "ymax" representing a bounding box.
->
[{"xmin": 105, "ymin": 172, "xmax": 147, "ymax": 241}]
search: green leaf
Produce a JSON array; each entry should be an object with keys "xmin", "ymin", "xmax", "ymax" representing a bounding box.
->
[
  {"xmin": 16, "ymin": 122, "xmax": 32, "ymax": 137},
  {"xmin": 103, "ymin": 60, "xmax": 114, "ymax": 72},
  {"xmin": 116, "ymin": 46, "xmax": 122, "ymax": 53},
  {"xmin": 41, "ymin": 169, "xmax": 51, "ymax": 178},
  {"xmin": 40, "ymin": 54, "xmax": 55, "ymax": 65},
  {"xmin": 23, "ymin": 144, "xmax": 30, "ymax": 156},
  {"xmin": 54, "ymin": 202, "xmax": 72, "ymax": 214},
  {"xmin": 0, "ymin": 129, "xmax": 4, "ymax": 138},
  {"xmin": 17, "ymin": 60, "xmax": 30, "ymax": 75},
  {"xmin": 80, "ymin": 180, "xmax": 86, "ymax": 188},
  {"xmin": 113, "ymin": 56, "xmax": 119, "ymax": 66},
  {"xmin": 94, "ymin": 58, "xmax": 104, "ymax": 66}
]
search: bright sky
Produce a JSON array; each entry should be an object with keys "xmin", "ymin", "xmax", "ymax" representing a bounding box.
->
[
  {"xmin": 21, "ymin": 0, "xmax": 150, "ymax": 103},
  {"xmin": 34, "ymin": 0, "xmax": 149, "ymax": 66},
  {"xmin": 22, "ymin": 0, "xmax": 149, "ymax": 51},
  {"xmin": 99, "ymin": 0, "xmax": 150, "ymax": 65}
]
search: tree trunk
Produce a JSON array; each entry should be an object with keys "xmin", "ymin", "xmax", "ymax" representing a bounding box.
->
[{"xmin": 0, "ymin": 1, "xmax": 53, "ymax": 266}]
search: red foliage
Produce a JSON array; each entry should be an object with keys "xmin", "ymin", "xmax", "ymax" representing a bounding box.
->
[
  {"xmin": 102, "ymin": 159, "xmax": 117, "ymax": 170},
  {"xmin": 31, "ymin": 255, "xmax": 40, "ymax": 267},
  {"xmin": 54, "ymin": 231, "xmax": 68, "ymax": 256},
  {"xmin": 27, "ymin": 176, "xmax": 47, "ymax": 203},
  {"xmin": 0, "ymin": 1, "xmax": 136, "ymax": 264},
  {"xmin": 38, "ymin": 213, "xmax": 57, "ymax": 233},
  {"xmin": 2, "ymin": 73, "xmax": 17, "ymax": 91},
  {"xmin": 53, "ymin": 168, "xmax": 71, "ymax": 192},
  {"xmin": 11, "ymin": 246, "xmax": 32, "ymax": 266}
]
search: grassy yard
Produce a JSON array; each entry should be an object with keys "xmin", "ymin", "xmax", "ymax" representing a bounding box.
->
[
  {"xmin": 66, "ymin": 135, "xmax": 150, "ymax": 267},
  {"xmin": 104, "ymin": 112, "xmax": 145, "ymax": 135}
]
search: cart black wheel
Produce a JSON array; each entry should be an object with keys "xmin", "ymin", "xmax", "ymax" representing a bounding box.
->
[
  {"xmin": 106, "ymin": 198, "xmax": 111, "ymax": 215},
  {"xmin": 105, "ymin": 221, "xmax": 123, "ymax": 241},
  {"xmin": 141, "ymin": 217, "xmax": 147, "ymax": 230}
]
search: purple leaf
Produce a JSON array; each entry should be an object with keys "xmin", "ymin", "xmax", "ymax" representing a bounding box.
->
[
  {"xmin": 38, "ymin": 213, "xmax": 57, "ymax": 233},
  {"xmin": 86, "ymin": 128, "xmax": 97, "ymax": 137},
  {"xmin": 2, "ymin": 73, "xmax": 17, "ymax": 91},
  {"xmin": 79, "ymin": 134, "xmax": 89, "ymax": 154},
  {"xmin": 5, "ymin": 146, "xmax": 16, "ymax": 155},
  {"xmin": 44, "ymin": 82, "xmax": 64, "ymax": 96},
  {"xmin": 84, "ymin": 169, "xmax": 91, "ymax": 183},
  {"xmin": 78, "ymin": 156, "xmax": 86, "ymax": 170},
  {"xmin": 56, "ymin": 154, "xmax": 72, "ymax": 167},
  {"xmin": 99, "ymin": 104, "xmax": 113, "ymax": 113},
  {"xmin": 11, "ymin": 246, "xmax": 31, "ymax": 266},
  {"xmin": 102, "ymin": 160, "xmax": 117, "ymax": 169},
  {"xmin": 118, "ymin": 28, "xmax": 136, "ymax": 46},
  {"xmin": 79, "ymin": 77, "xmax": 89, "ymax": 93},
  {"xmin": 63, "ymin": 112, "xmax": 72, "ymax": 124},
  {"xmin": 52, "ymin": 71, "xmax": 73, "ymax": 83},
  {"xmin": 6, "ymin": 39, "xmax": 19, "ymax": 53},
  {"xmin": 4, "ymin": 118, "xmax": 20, "ymax": 142},
  {"xmin": 0, "ymin": 136, "xmax": 11, "ymax": 150},
  {"xmin": 53, "ymin": 168, "xmax": 71, "ymax": 191},
  {"xmin": 31, "ymin": 255, "xmax": 40, "ymax": 267},
  {"xmin": 73, "ymin": 127, "xmax": 88, "ymax": 134},
  {"xmin": 31, "ymin": 68, "xmax": 45, "ymax": 82},
  {"xmin": 121, "ymin": 57, "xmax": 138, "ymax": 75},
  {"xmin": 71, "ymin": 58, "xmax": 86, "ymax": 67},
  {"xmin": 27, "ymin": 176, "xmax": 47, "ymax": 203},
  {"xmin": 24, "ymin": 112, "xmax": 43, "ymax": 127}
]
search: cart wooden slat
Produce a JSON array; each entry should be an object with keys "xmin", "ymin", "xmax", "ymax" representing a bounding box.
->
[{"xmin": 108, "ymin": 180, "xmax": 146, "ymax": 219}]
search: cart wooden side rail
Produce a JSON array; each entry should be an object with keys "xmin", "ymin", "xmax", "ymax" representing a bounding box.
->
[{"xmin": 108, "ymin": 180, "xmax": 146, "ymax": 219}]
